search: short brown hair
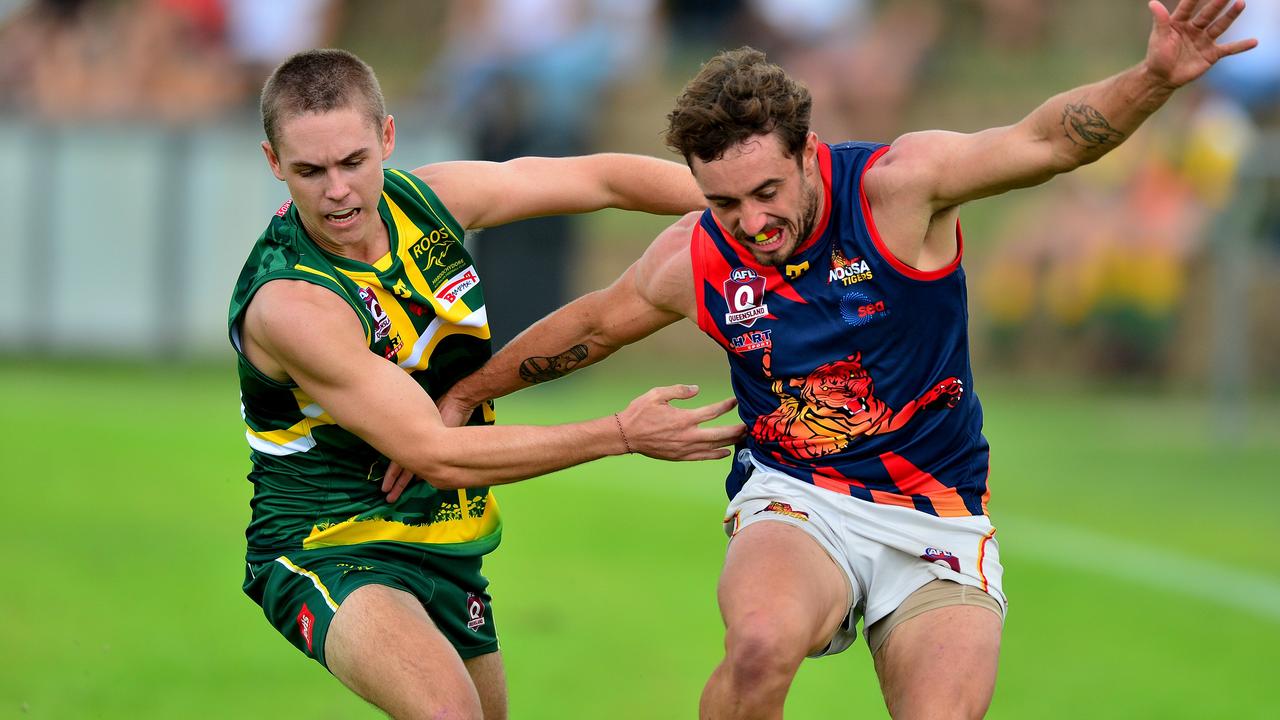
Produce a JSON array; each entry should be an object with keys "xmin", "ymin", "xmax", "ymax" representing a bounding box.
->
[
  {"xmin": 665, "ymin": 47, "xmax": 812, "ymax": 164},
  {"xmin": 260, "ymin": 49, "xmax": 386, "ymax": 148}
]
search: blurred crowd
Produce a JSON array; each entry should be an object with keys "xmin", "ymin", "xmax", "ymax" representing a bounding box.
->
[{"xmin": 1, "ymin": 0, "xmax": 1276, "ymax": 380}]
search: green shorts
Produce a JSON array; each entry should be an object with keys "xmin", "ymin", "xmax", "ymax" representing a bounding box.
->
[{"xmin": 243, "ymin": 542, "xmax": 499, "ymax": 669}]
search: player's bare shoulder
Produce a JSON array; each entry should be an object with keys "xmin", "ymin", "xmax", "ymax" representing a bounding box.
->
[
  {"xmin": 242, "ymin": 279, "xmax": 364, "ymax": 381},
  {"xmin": 866, "ymin": 131, "xmax": 958, "ymax": 206}
]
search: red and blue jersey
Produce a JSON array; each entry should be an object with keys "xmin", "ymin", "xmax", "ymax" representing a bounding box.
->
[{"xmin": 692, "ymin": 141, "xmax": 990, "ymax": 517}]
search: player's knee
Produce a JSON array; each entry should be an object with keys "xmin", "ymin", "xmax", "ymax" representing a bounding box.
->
[{"xmin": 723, "ymin": 614, "xmax": 807, "ymax": 686}]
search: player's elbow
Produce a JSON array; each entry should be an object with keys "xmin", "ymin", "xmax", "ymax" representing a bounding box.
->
[
  {"xmin": 401, "ymin": 447, "xmax": 481, "ymax": 490},
  {"xmin": 413, "ymin": 461, "xmax": 476, "ymax": 491}
]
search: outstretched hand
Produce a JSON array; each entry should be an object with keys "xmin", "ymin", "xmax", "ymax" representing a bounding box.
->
[
  {"xmin": 616, "ymin": 384, "xmax": 746, "ymax": 461},
  {"xmin": 1146, "ymin": 0, "xmax": 1257, "ymax": 88}
]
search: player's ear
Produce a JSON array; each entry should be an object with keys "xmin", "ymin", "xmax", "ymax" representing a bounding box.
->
[
  {"xmin": 262, "ymin": 141, "xmax": 285, "ymax": 181},
  {"xmin": 380, "ymin": 115, "xmax": 396, "ymax": 161},
  {"xmin": 802, "ymin": 132, "xmax": 819, "ymax": 173}
]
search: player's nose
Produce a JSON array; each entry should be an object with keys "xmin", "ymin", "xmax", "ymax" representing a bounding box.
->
[
  {"xmin": 739, "ymin": 203, "xmax": 770, "ymax": 236},
  {"xmin": 324, "ymin": 168, "xmax": 351, "ymax": 201}
]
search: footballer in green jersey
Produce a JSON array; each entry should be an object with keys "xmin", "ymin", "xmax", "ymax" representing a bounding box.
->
[{"xmin": 230, "ymin": 47, "xmax": 743, "ymax": 719}]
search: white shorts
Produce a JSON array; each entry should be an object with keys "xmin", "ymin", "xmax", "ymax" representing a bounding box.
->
[{"xmin": 723, "ymin": 456, "xmax": 1007, "ymax": 657}]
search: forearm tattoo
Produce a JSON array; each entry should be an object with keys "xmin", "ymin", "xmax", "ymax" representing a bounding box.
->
[
  {"xmin": 518, "ymin": 344, "xmax": 589, "ymax": 384},
  {"xmin": 1061, "ymin": 103, "xmax": 1125, "ymax": 149}
]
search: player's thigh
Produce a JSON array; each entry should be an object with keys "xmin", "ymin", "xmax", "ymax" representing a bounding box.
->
[
  {"xmin": 872, "ymin": 602, "xmax": 1002, "ymax": 720},
  {"xmin": 719, "ymin": 520, "xmax": 851, "ymax": 655},
  {"xmin": 464, "ymin": 651, "xmax": 507, "ymax": 720},
  {"xmin": 326, "ymin": 584, "xmax": 483, "ymax": 719}
]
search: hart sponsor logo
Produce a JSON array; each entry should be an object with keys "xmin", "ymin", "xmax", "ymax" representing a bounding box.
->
[
  {"xmin": 434, "ymin": 266, "xmax": 479, "ymax": 310},
  {"xmin": 724, "ymin": 267, "xmax": 768, "ymax": 327},
  {"xmin": 921, "ymin": 547, "xmax": 960, "ymax": 573},
  {"xmin": 785, "ymin": 260, "xmax": 810, "ymax": 279},
  {"xmin": 729, "ymin": 329, "xmax": 772, "ymax": 353},
  {"xmin": 829, "ymin": 248, "xmax": 873, "ymax": 286},
  {"xmin": 357, "ymin": 286, "xmax": 393, "ymax": 341},
  {"xmin": 839, "ymin": 290, "xmax": 889, "ymax": 327},
  {"xmin": 275, "ymin": 199, "xmax": 293, "ymax": 217},
  {"xmin": 753, "ymin": 501, "xmax": 810, "ymax": 522},
  {"xmin": 382, "ymin": 333, "xmax": 403, "ymax": 360},
  {"xmin": 409, "ymin": 227, "xmax": 456, "ymax": 269},
  {"xmin": 466, "ymin": 593, "xmax": 486, "ymax": 631},
  {"xmin": 296, "ymin": 603, "xmax": 315, "ymax": 653}
]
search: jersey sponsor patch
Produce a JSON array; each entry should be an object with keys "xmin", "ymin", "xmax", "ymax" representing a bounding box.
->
[
  {"xmin": 466, "ymin": 592, "xmax": 486, "ymax": 631},
  {"xmin": 922, "ymin": 547, "xmax": 960, "ymax": 573},
  {"xmin": 409, "ymin": 227, "xmax": 457, "ymax": 270},
  {"xmin": 829, "ymin": 247, "xmax": 873, "ymax": 286},
  {"xmin": 724, "ymin": 267, "xmax": 768, "ymax": 327},
  {"xmin": 729, "ymin": 329, "xmax": 773, "ymax": 353},
  {"xmin": 357, "ymin": 286, "xmax": 393, "ymax": 341},
  {"xmin": 297, "ymin": 603, "xmax": 315, "ymax": 653},
  {"xmin": 434, "ymin": 266, "xmax": 479, "ymax": 310},
  {"xmin": 275, "ymin": 199, "xmax": 293, "ymax": 217},
  {"xmin": 753, "ymin": 501, "xmax": 810, "ymax": 522},
  {"xmin": 839, "ymin": 290, "xmax": 889, "ymax": 327},
  {"xmin": 785, "ymin": 261, "xmax": 810, "ymax": 279}
]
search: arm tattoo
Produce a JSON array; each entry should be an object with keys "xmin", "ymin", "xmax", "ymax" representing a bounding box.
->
[
  {"xmin": 1061, "ymin": 103, "xmax": 1125, "ymax": 149},
  {"xmin": 518, "ymin": 344, "xmax": 589, "ymax": 384}
]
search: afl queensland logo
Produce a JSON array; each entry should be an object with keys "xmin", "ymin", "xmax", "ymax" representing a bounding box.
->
[
  {"xmin": 357, "ymin": 286, "xmax": 393, "ymax": 341},
  {"xmin": 724, "ymin": 267, "xmax": 769, "ymax": 327}
]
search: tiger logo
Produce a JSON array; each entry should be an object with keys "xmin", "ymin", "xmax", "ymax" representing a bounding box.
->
[{"xmin": 753, "ymin": 351, "xmax": 963, "ymax": 460}]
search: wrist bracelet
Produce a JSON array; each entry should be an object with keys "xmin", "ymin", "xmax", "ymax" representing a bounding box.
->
[{"xmin": 613, "ymin": 412, "xmax": 634, "ymax": 454}]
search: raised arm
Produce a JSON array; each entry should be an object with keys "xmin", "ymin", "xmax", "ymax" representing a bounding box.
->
[
  {"xmin": 878, "ymin": 0, "xmax": 1257, "ymax": 214},
  {"xmin": 413, "ymin": 153, "xmax": 705, "ymax": 229},
  {"xmin": 438, "ymin": 213, "xmax": 703, "ymax": 424},
  {"xmin": 239, "ymin": 271, "xmax": 735, "ymax": 493}
]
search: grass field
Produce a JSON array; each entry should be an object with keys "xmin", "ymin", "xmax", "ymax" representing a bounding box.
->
[{"xmin": 2, "ymin": 360, "xmax": 1277, "ymax": 719}]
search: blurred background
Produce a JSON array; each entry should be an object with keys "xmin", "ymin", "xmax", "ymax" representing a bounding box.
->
[{"xmin": 1, "ymin": 0, "xmax": 1277, "ymax": 718}]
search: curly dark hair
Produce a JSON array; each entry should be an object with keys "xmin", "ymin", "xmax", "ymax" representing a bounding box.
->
[
  {"xmin": 665, "ymin": 47, "xmax": 812, "ymax": 164},
  {"xmin": 260, "ymin": 49, "xmax": 386, "ymax": 149}
]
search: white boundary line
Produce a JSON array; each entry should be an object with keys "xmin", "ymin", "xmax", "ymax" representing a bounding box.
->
[
  {"xmin": 549, "ymin": 472, "xmax": 1280, "ymax": 624},
  {"xmin": 996, "ymin": 514, "xmax": 1280, "ymax": 623}
]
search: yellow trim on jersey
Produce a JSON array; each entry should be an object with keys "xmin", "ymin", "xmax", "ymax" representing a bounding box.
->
[
  {"xmin": 275, "ymin": 556, "xmax": 340, "ymax": 611},
  {"xmin": 388, "ymin": 168, "xmax": 462, "ymax": 238},
  {"xmin": 302, "ymin": 492, "xmax": 502, "ymax": 549},
  {"xmin": 383, "ymin": 192, "xmax": 426, "ymax": 252},
  {"xmin": 245, "ymin": 391, "xmax": 335, "ymax": 456},
  {"xmin": 294, "ymin": 263, "xmax": 340, "ymax": 285}
]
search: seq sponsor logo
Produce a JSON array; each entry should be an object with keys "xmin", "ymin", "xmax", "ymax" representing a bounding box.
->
[
  {"xmin": 838, "ymin": 289, "xmax": 889, "ymax": 327},
  {"xmin": 723, "ymin": 267, "xmax": 769, "ymax": 327},
  {"xmin": 730, "ymin": 328, "xmax": 772, "ymax": 353},
  {"xmin": 753, "ymin": 501, "xmax": 810, "ymax": 522},
  {"xmin": 357, "ymin": 286, "xmax": 393, "ymax": 341},
  {"xmin": 434, "ymin": 266, "xmax": 479, "ymax": 310},
  {"xmin": 466, "ymin": 593, "xmax": 487, "ymax": 631},
  {"xmin": 829, "ymin": 248, "xmax": 873, "ymax": 286},
  {"xmin": 296, "ymin": 603, "xmax": 315, "ymax": 653},
  {"xmin": 921, "ymin": 547, "xmax": 960, "ymax": 573}
]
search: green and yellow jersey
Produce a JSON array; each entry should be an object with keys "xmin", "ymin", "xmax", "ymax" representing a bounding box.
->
[{"xmin": 228, "ymin": 168, "xmax": 500, "ymax": 564}]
